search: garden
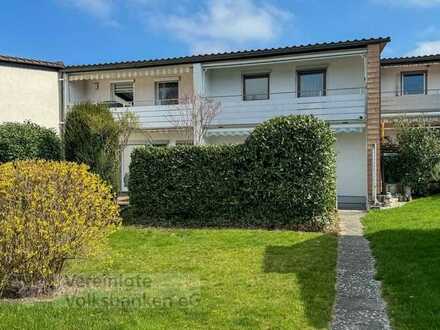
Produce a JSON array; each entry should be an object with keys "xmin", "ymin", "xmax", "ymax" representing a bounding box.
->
[
  {"xmin": 0, "ymin": 106, "xmax": 339, "ymax": 329},
  {"xmin": 364, "ymin": 119, "xmax": 440, "ymax": 329}
]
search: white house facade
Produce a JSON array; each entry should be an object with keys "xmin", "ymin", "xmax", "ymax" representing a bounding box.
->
[
  {"xmin": 381, "ymin": 54, "xmax": 440, "ymax": 142},
  {"xmin": 61, "ymin": 37, "xmax": 390, "ymax": 209},
  {"xmin": 0, "ymin": 55, "xmax": 63, "ymax": 132},
  {"xmin": 13, "ymin": 37, "xmax": 440, "ymax": 208}
]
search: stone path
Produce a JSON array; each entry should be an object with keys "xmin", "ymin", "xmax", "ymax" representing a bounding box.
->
[{"xmin": 332, "ymin": 211, "xmax": 392, "ymax": 330}]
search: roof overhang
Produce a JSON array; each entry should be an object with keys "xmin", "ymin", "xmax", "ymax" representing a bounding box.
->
[
  {"xmin": 381, "ymin": 55, "xmax": 440, "ymax": 67},
  {"xmin": 202, "ymin": 49, "xmax": 367, "ymax": 70},
  {"xmin": 63, "ymin": 37, "xmax": 390, "ymax": 73}
]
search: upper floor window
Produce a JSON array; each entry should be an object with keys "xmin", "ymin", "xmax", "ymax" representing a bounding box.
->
[
  {"xmin": 401, "ymin": 72, "xmax": 426, "ymax": 95},
  {"xmin": 111, "ymin": 81, "xmax": 134, "ymax": 106},
  {"xmin": 297, "ymin": 70, "xmax": 326, "ymax": 97},
  {"xmin": 243, "ymin": 74, "xmax": 270, "ymax": 101},
  {"xmin": 156, "ymin": 81, "xmax": 179, "ymax": 105}
]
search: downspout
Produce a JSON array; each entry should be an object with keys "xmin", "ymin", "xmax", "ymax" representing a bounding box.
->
[
  {"xmin": 371, "ymin": 143, "xmax": 379, "ymax": 206},
  {"xmin": 58, "ymin": 71, "xmax": 65, "ymax": 137}
]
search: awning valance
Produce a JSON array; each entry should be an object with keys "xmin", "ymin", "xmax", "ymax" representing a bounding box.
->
[
  {"xmin": 68, "ymin": 66, "xmax": 192, "ymax": 81},
  {"xmin": 206, "ymin": 123, "xmax": 365, "ymax": 138}
]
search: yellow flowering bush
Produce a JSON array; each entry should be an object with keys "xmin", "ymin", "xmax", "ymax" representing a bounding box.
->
[{"xmin": 0, "ymin": 160, "xmax": 121, "ymax": 298}]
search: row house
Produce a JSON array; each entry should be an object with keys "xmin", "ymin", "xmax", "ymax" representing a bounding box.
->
[
  {"xmin": 8, "ymin": 37, "xmax": 439, "ymax": 209},
  {"xmin": 61, "ymin": 38, "xmax": 390, "ymax": 210}
]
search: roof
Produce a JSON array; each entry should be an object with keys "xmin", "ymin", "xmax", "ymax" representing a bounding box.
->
[
  {"xmin": 64, "ymin": 37, "xmax": 391, "ymax": 73},
  {"xmin": 0, "ymin": 54, "xmax": 64, "ymax": 70},
  {"xmin": 381, "ymin": 54, "xmax": 440, "ymax": 66}
]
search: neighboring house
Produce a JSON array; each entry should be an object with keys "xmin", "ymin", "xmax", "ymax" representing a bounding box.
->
[
  {"xmin": 0, "ymin": 54, "xmax": 64, "ymax": 132},
  {"xmin": 61, "ymin": 37, "xmax": 390, "ymax": 210},
  {"xmin": 381, "ymin": 54, "xmax": 440, "ymax": 143}
]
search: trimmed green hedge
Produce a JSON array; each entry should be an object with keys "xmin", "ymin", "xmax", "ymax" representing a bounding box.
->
[
  {"xmin": 0, "ymin": 122, "xmax": 61, "ymax": 163},
  {"xmin": 129, "ymin": 115, "xmax": 336, "ymax": 231}
]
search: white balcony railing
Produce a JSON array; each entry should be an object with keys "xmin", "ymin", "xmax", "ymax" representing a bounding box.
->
[
  {"xmin": 382, "ymin": 89, "xmax": 440, "ymax": 118},
  {"xmin": 109, "ymin": 87, "xmax": 366, "ymax": 129}
]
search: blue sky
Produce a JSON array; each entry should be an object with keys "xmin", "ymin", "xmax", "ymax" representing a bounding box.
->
[{"xmin": 1, "ymin": 0, "xmax": 440, "ymax": 65}]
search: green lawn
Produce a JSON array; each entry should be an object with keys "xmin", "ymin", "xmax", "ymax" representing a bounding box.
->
[
  {"xmin": 363, "ymin": 196, "xmax": 440, "ymax": 330},
  {"xmin": 0, "ymin": 227, "xmax": 337, "ymax": 330}
]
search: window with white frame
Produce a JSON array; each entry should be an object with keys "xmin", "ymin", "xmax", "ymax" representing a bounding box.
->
[
  {"xmin": 243, "ymin": 74, "xmax": 270, "ymax": 101},
  {"xmin": 401, "ymin": 72, "xmax": 427, "ymax": 95},
  {"xmin": 156, "ymin": 81, "xmax": 179, "ymax": 105},
  {"xmin": 111, "ymin": 81, "xmax": 134, "ymax": 106}
]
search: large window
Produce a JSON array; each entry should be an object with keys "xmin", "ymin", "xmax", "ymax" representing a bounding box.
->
[
  {"xmin": 111, "ymin": 82, "xmax": 134, "ymax": 106},
  {"xmin": 243, "ymin": 74, "xmax": 270, "ymax": 101},
  {"xmin": 402, "ymin": 72, "xmax": 426, "ymax": 95},
  {"xmin": 156, "ymin": 81, "xmax": 179, "ymax": 105},
  {"xmin": 297, "ymin": 70, "xmax": 326, "ymax": 97}
]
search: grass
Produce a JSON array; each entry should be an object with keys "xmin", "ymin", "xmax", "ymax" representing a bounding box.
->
[
  {"xmin": 363, "ymin": 196, "xmax": 440, "ymax": 330},
  {"xmin": 0, "ymin": 227, "xmax": 337, "ymax": 330}
]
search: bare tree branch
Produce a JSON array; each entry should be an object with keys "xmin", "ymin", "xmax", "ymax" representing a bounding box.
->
[{"xmin": 166, "ymin": 94, "xmax": 222, "ymax": 145}]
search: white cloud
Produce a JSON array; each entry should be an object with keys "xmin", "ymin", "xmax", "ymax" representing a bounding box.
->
[
  {"xmin": 60, "ymin": 0, "xmax": 119, "ymax": 26},
  {"xmin": 408, "ymin": 40, "xmax": 440, "ymax": 56},
  {"xmin": 379, "ymin": 0, "xmax": 440, "ymax": 7},
  {"xmin": 163, "ymin": 0, "xmax": 293, "ymax": 54}
]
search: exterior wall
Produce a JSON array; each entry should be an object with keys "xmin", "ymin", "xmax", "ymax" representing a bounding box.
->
[
  {"xmin": 381, "ymin": 63, "xmax": 440, "ymax": 130},
  {"xmin": 69, "ymin": 71, "xmax": 194, "ymax": 106},
  {"xmin": 0, "ymin": 64, "xmax": 60, "ymax": 131},
  {"xmin": 366, "ymin": 44, "xmax": 382, "ymax": 200},
  {"xmin": 381, "ymin": 63, "xmax": 440, "ymax": 94},
  {"xmin": 203, "ymin": 56, "xmax": 367, "ymax": 128},
  {"xmin": 206, "ymin": 56, "xmax": 365, "ymax": 99}
]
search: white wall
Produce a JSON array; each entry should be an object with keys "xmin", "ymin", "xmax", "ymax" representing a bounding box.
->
[
  {"xmin": 0, "ymin": 64, "xmax": 60, "ymax": 131},
  {"xmin": 69, "ymin": 71, "xmax": 194, "ymax": 106},
  {"xmin": 381, "ymin": 63, "xmax": 440, "ymax": 93},
  {"xmin": 206, "ymin": 56, "xmax": 365, "ymax": 99}
]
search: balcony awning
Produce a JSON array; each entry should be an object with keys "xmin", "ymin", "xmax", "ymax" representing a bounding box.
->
[
  {"xmin": 68, "ymin": 66, "xmax": 192, "ymax": 81},
  {"xmin": 206, "ymin": 123, "xmax": 365, "ymax": 137},
  {"xmin": 206, "ymin": 128, "xmax": 253, "ymax": 137}
]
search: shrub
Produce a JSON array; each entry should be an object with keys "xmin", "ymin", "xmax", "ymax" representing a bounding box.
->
[
  {"xmin": 129, "ymin": 115, "xmax": 336, "ymax": 231},
  {"xmin": 64, "ymin": 103, "xmax": 119, "ymax": 189},
  {"xmin": 396, "ymin": 119, "xmax": 440, "ymax": 195},
  {"xmin": 0, "ymin": 160, "xmax": 121, "ymax": 298},
  {"xmin": 129, "ymin": 144, "xmax": 244, "ymax": 226},
  {"xmin": 0, "ymin": 122, "xmax": 61, "ymax": 163},
  {"xmin": 243, "ymin": 116, "xmax": 337, "ymax": 229}
]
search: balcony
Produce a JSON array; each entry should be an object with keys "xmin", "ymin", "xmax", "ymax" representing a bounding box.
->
[
  {"xmin": 382, "ymin": 89, "xmax": 440, "ymax": 118},
  {"xmin": 110, "ymin": 87, "xmax": 366, "ymax": 130}
]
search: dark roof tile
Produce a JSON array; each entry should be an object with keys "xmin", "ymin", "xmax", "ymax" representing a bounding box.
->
[
  {"xmin": 381, "ymin": 54, "xmax": 440, "ymax": 66},
  {"xmin": 64, "ymin": 37, "xmax": 391, "ymax": 73},
  {"xmin": 0, "ymin": 54, "xmax": 64, "ymax": 70}
]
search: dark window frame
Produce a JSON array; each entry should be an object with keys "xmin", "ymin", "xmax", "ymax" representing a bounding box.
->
[
  {"xmin": 400, "ymin": 71, "xmax": 427, "ymax": 96},
  {"xmin": 155, "ymin": 81, "xmax": 179, "ymax": 105},
  {"xmin": 242, "ymin": 73, "xmax": 270, "ymax": 101},
  {"xmin": 297, "ymin": 69, "xmax": 327, "ymax": 98}
]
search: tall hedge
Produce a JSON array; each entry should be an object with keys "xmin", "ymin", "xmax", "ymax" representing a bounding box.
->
[
  {"xmin": 129, "ymin": 115, "xmax": 336, "ymax": 231},
  {"xmin": 243, "ymin": 116, "xmax": 337, "ymax": 228},
  {"xmin": 64, "ymin": 103, "xmax": 119, "ymax": 189},
  {"xmin": 0, "ymin": 122, "xmax": 61, "ymax": 163}
]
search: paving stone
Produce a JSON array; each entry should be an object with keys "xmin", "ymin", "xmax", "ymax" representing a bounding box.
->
[{"xmin": 332, "ymin": 211, "xmax": 392, "ymax": 330}]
